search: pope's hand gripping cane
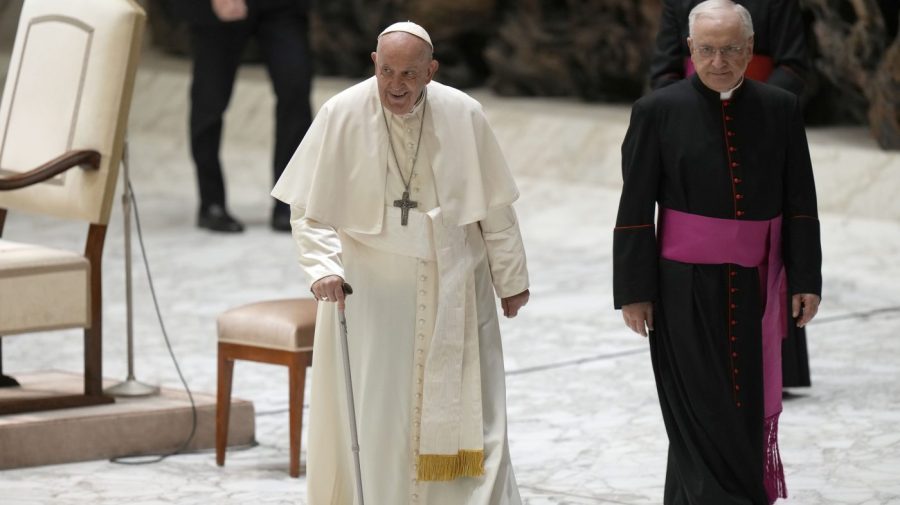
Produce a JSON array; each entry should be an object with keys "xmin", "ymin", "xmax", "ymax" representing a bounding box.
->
[{"xmin": 337, "ymin": 282, "xmax": 365, "ymax": 505}]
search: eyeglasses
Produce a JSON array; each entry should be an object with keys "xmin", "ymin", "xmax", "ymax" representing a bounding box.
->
[{"xmin": 693, "ymin": 45, "xmax": 746, "ymax": 59}]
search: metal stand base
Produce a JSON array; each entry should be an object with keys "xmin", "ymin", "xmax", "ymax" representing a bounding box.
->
[
  {"xmin": 0, "ymin": 374, "xmax": 20, "ymax": 388},
  {"xmin": 105, "ymin": 378, "xmax": 159, "ymax": 397}
]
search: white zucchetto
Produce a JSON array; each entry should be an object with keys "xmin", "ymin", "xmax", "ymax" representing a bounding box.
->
[{"xmin": 378, "ymin": 21, "xmax": 433, "ymax": 49}]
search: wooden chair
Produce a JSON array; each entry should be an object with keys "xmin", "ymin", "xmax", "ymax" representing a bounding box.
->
[
  {"xmin": 0, "ymin": 0, "xmax": 145, "ymax": 414},
  {"xmin": 216, "ymin": 298, "xmax": 317, "ymax": 478}
]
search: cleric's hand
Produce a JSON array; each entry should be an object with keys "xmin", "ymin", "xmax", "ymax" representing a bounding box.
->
[
  {"xmin": 622, "ymin": 301, "xmax": 654, "ymax": 337},
  {"xmin": 501, "ymin": 289, "xmax": 530, "ymax": 318},
  {"xmin": 792, "ymin": 293, "xmax": 820, "ymax": 328},
  {"xmin": 311, "ymin": 275, "xmax": 347, "ymax": 310}
]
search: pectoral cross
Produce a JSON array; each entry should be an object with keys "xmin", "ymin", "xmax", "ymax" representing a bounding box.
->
[{"xmin": 393, "ymin": 190, "xmax": 418, "ymax": 226}]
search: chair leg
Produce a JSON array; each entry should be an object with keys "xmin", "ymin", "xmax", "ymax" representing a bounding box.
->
[
  {"xmin": 216, "ymin": 345, "xmax": 235, "ymax": 467},
  {"xmin": 288, "ymin": 352, "xmax": 309, "ymax": 478},
  {"xmin": 0, "ymin": 340, "xmax": 21, "ymax": 388},
  {"xmin": 84, "ymin": 326, "xmax": 103, "ymax": 396},
  {"xmin": 0, "ymin": 214, "xmax": 14, "ymax": 389},
  {"xmin": 85, "ymin": 223, "xmax": 106, "ymax": 398}
]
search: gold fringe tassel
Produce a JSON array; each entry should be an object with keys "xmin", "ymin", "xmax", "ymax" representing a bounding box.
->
[{"xmin": 416, "ymin": 450, "xmax": 485, "ymax": 481}]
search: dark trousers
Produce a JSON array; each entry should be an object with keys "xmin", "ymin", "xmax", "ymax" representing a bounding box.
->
[{"xmin": 188, "ymin": 4, "xmax": 312, "ymax": 211}]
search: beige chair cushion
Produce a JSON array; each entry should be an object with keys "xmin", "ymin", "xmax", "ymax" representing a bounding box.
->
[
  {"xmin": 0, "ymin": 239, "xmax": 89, "ymax": 335},
  {"xmin": 217, "ymin": 299, "xmax": 317, "ymax": 352}
]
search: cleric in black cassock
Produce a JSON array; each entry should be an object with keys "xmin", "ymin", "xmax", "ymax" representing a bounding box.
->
[
  {"xmin": 649, "ymin": 0, "xmax": 814, "ymax": 389},
  {"xmin": 613, "ymin": 2, "xmax": 821, "ymax": 504}
]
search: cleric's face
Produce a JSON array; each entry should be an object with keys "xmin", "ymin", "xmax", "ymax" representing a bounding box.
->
[
  {"xmin": 688, "ymin": 13, "xmax": 753, "ymax": 93},
  {"xmin": 371, "ymin": 33, "xmax": 438, "ymax": 115}
]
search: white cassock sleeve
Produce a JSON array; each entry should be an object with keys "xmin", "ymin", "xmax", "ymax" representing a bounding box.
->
[
  {"xmin": 480, "ymin": 205, "xmax": 529, "ymax": 299},
  {"xmin": 289, "ymin": 205, "xmax": 344, "ymax": 289}
]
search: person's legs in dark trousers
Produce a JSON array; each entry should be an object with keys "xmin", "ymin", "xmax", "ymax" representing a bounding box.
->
[
  {"xmin": 189, "ymin": 20, "xmax": 250, "ymax": 232},
  {"xmin": 255, "ymin": 4, "xmax": 313, "ymax": 230}
]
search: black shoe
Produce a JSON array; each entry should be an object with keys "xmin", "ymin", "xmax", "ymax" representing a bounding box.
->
[
  {"xmin": 271, "ymin": 202, "xmax": 291, "ymax": 232},
  {"xmin": 198, "ymin": 204, "xmax": 244, "ymax": 233},
  {"xmin": 782, "ymin": 389, "xmax": 803, "ymax": 400}
]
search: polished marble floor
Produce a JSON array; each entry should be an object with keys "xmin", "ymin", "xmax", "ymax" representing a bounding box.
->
[{"xmin": 1, "ymin": 48, "xmax": 899, "ymax": 504}]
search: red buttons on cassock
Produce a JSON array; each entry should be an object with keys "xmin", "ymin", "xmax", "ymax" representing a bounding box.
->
[
  {"xmin": 731, "ymin": 161, "xmax": 739, "ymax": 168},
  {"xmin": 736, "ymin": 194, "xmax": 744, "ymax": 200},
  {"xmin": 737, "ymin": 402, "xmax": 742, "ymax": 407},
  {"xmin": 735, "ymin": 385, "xmax": 741, "ymax": 391},
  {"xmin": 734, "ymin": 177, "xmax": 742, "ymax": 183},
  {"xmin": 730, "ymin": 335, "xmax": 737, "ymax": 341},
  {"xmin": 736, "ymin": 210, "xmax": 745, "ymax": 217},
  {"xmin": 729, "ymin": 146, "xmax": 737, "ymax": 152},
  {"xmin": 731, "ymin": 303, "xmax": 737, "ymax": 309},
  {"xmin": 728, "ymin": 131, "xmax": 735, "ymax": 137},
  {"xmin": 725, "ymin": 115, "xmax": 733, "ymax": 121},
  {"xmin": 732, "ymin": 351, "xmax": 738, "ymax": 358}
]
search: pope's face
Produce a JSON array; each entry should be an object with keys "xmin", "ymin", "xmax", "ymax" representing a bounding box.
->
[
  {"xmin": 688, "ymin": 12, "xmax": 753, "ymax": 93},
  {"xmin": 371, "ymin": 33, "xmax": 438, "ymax": 115}
]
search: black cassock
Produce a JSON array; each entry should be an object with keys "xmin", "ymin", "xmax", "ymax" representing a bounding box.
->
[
  {"xmin": 649, "ymin": 0, "xmax": 814, "ymax": 387},
  {"xmin": 613, "ymin": 75, "xmax": 821, "ymax": 504}
]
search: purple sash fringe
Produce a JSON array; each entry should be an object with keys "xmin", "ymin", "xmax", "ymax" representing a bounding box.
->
[{"xmin": 659, "ymin": 208, "xmax": 788, "ymax": 503}]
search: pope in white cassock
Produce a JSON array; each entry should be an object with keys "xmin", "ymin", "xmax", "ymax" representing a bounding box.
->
[{"xmin": 271, "ymin": 21, "xmax": 531, "ymax": 505}]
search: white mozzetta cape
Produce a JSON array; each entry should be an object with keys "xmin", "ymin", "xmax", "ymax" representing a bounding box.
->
[{"xmin": 271, "ymin": 77, "xmax": 519, "ymax": 231}]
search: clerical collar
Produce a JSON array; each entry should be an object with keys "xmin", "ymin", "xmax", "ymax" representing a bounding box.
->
[
  {"xmin": 720, "ymin": 77, "xmax": 744, "ymax": 100},
  {"xmin": 690, "ymin": 73, "xmax": 746, "ymax": 102}
]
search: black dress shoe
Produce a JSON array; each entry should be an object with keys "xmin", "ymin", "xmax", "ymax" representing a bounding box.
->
[
  {"xmin": 198, "ymin": 204, "xmax": 244, "ymax": 233},
  {"xmin": 270, "ymin": 202, "xmax": 291, "ymax": 232}
]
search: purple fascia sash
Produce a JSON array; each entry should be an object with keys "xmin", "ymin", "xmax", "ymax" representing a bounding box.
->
[{"xmin": 659, "ymin": 207, "xmax": 788, "ymax": 503}]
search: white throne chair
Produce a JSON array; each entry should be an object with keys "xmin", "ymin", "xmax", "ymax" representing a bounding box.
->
[{"xmin": 0, "ymin": 0, "xmax": 146, "ymax": 414}]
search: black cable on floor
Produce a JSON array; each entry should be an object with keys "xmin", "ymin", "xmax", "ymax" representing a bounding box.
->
[
  {"xmin": 110, "ymin": 180, "xmax": 198, "ymax": 465},
  {"xmin": 504, "ymin": 304, "xmax": 900, "ymax": 377},
  {"xmin": 505, "ymin": 347, "xmax": 648, "ymax": 376},
  {"xmin": 810, "ymin": 305, "xmax": 900, "ymax": 324}
]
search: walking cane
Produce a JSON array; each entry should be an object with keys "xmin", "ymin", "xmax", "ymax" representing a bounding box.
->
[{"xmin": 337, "ymin": 282, "xmax": 365, "ymax": 505}]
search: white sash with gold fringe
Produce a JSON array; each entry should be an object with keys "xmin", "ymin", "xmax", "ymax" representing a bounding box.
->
[
  {"xmin": 416, "ymin": 207, "xmax": 485, "ymax": 480},
  {"xmin": 348, "ymin": 206, "xmax": 485, "ymax": 481}
]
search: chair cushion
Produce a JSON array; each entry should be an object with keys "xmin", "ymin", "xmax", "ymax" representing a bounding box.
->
[
  {"xmin": 0, "ymin": 239, "xmax": 90, "ymax": 335},
  {"xmin": 217, "ymin": 298, "xmax": 317, "ymax": 352}
]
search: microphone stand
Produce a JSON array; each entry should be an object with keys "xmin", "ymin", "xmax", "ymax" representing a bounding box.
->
[{"xmin": 105, "ymin": 141, "xmax": 159, "ymax": 398}]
